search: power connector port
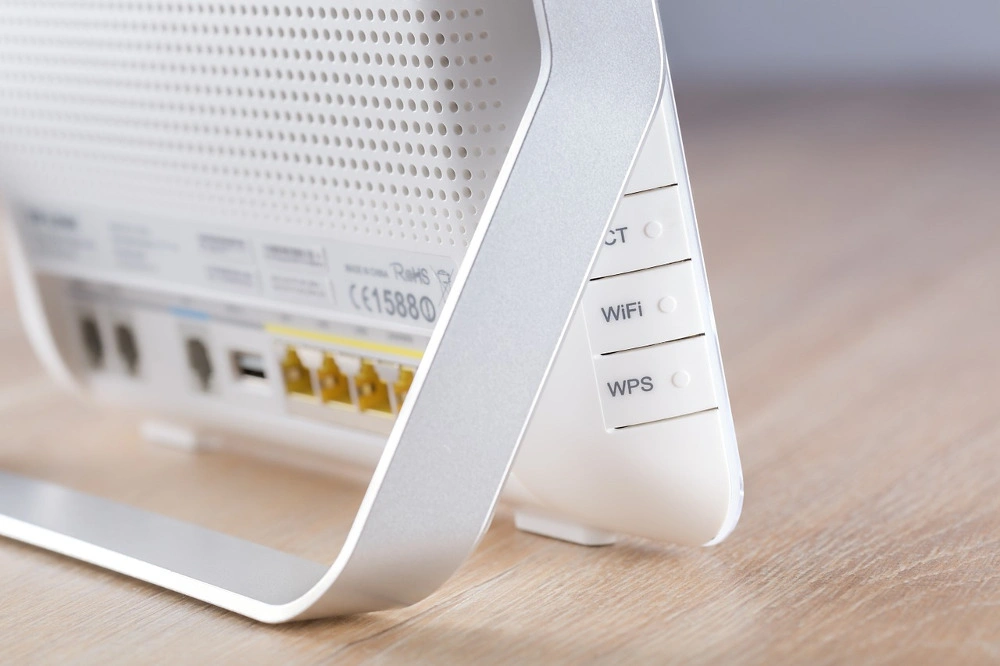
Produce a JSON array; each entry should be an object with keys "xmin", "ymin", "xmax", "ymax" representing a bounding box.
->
[
  {"xmin": 114, "ymin": 323, "xmax": 140, "ymax": 376},
  {"xmin": 79, "ymin": 316, "xmax": 104, "ymax": 369},
  {"xmin": 186, "ymin": 338, "xmax": 213, "ymax": 391}
]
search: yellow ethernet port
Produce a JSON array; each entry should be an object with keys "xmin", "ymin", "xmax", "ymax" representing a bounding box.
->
[
  {"xmin": 394, "ymin": 367, "xmax": 415, "ymax": 407},
  {"xmin": 355, "ymin": 361, "xmax": 392, "ymax": 414},
  {"xmin": 281, "ymin": 348, "xmax": 314, "ymax": 398},
  {"xmin": 317, "ymin": 354, "xmax": 352, "ymax": 406}
]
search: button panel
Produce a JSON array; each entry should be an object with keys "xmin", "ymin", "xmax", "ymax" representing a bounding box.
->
[
  {"xmin": 583, "ymin": 99, "xmax": 719, "ymax": 431},
  {"xmin": 592, "ymin": 186, "xmax": 689, "ymax": 279},
  {"xmin": 583, "ymin": 262, "xmax": 703, "ymax": 354},
  {"xmin": 593, "ymin": 336, "xmax": 718, "ymax": 429}
]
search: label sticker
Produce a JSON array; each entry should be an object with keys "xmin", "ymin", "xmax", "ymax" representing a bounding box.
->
[
  {"xmin": 267, "ymin": 273, "xmax": 334, "ymax": 304},
  {"xmin": 16, "ymin": 208, "xmax": 101, "ymax": 265},
  {"xmin": 260, "ymin": 241, "xmax": 328, "ymax": 271},
  {"xmin": 325, "ymin": 243, "xmax": 454, "ymax": 327},
  {"xmin": 108, "ymin": 222, "xmax": 184, "ymax": 275},
  {"xmin": 13, "ymin": 204, "xmax": 456, "ymax": 331},
  {"xmin": 197, "ymin": 233, "xmax": 254, "ymax": 264},
  {"xmin": 205, "ymin": 265, "xmax": 260, "ymax": 295}
]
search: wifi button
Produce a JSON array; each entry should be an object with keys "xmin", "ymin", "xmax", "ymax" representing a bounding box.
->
[{"xmin": 582, "ymin": 262, "xmax": 704, "ymax": 354}]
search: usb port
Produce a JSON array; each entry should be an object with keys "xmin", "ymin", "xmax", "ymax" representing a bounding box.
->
[
  {"xmin": 79, "ymin": 315, "xmax": 104, "ymax": 369},
  {"xmin": 232, "ymin": 351, "xmax": 268, "ymax": 385}
]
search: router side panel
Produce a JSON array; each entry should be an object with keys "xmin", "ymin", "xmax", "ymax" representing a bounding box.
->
[
  {"xmin": 512, "ymin": 314, "xmax": 733, "ymax": 546},
  {"xmin": 510, "ymin": 48, "xmax": 743, "ymax": 545}
]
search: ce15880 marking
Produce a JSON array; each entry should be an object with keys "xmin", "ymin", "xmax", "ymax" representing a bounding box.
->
[{"xmin": 349, "ymin": 284, "xmax": 437, "ymax": 324}]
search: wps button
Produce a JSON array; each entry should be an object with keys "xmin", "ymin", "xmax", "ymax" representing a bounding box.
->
[
  {"xmin": 592, "ymin": 186, "xmax": 690, "ymax": 279},
  {"xmin": 583, "ymin": 262, "xmax": 704, "ymax": 355},
  {"xmin": 593, "ymin": 337, "xmax": 718, "ymax": 429}
]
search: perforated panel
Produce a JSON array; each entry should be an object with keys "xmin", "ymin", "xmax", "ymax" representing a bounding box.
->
[{"xmin": 0, "ymin": 1, "xmax": 541, "ymax": 256}]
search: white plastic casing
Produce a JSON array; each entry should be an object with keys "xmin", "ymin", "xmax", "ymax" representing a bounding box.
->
[{"xmin": 0, "ymin": 0, "xmax": 742, "ymax": 620}]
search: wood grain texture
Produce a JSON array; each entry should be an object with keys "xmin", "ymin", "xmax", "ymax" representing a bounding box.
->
[{"xmin": 1, "ymin": 87, "xmax": 999, "ymax": 664}]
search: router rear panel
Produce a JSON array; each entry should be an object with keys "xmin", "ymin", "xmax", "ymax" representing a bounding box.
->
[
  {"xmin": 0, "ymin": 0, "xmax": 542, "ymax": 440},
  {"xmin": 0, "ymin": 0, "xmax": 742, "ymax": 549},
  {"xmin": 0, "ymin": 1, "xmax": 540, "ymax": 260}
]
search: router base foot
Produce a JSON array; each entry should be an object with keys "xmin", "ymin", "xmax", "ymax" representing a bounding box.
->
[
  {"xmin": 514, "ymin": 509, "xmax": 618, "ymax": 547},
  {"xmin": 140, "ymin": 419, "xmax": 213, "ymax": 453}
]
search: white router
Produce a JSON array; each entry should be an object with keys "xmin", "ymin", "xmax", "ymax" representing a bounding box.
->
[{"xmin": 0, "ymin": 0, "xmax": 742, "ymax": 621}]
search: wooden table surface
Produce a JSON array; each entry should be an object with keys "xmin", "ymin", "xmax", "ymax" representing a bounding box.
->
[{"xmin": 2, "ymin": 87, "xmax": 999, "ymax": 664}]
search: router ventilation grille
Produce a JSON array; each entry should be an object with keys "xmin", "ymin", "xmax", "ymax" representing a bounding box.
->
[{"xmin": 0, "ymin": 1, "xmax": 540, "ymax": 253}]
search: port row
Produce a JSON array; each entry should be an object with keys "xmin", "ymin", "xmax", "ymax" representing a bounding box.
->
[
  {"xmin": 79, "ymin": 314, "xmax": 141, "ymax": 377},
  {"xmin": 78, "ymin": 314, "xmax": 416, "ymax": 420},
  {"xmin": 279, "ymin": 346, "xmax": 415, "ymax": 417}
]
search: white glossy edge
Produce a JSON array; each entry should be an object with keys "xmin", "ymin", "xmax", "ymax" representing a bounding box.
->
[
  {"xmin": 652, "ymin": 3, "xmax": 744, "ymax": 545},
  {"xmin": 654, "ymin": 3, "xmax": 744, "ymax": 546},
  {"xmin": 0, "ymin": 0, "xmax": 667, "ymax": 622}
]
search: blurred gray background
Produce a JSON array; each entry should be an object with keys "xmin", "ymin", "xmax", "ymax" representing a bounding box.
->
[{"xmin": 659, "ymin": 1, "xmax": 1000, "ymax": 83}]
